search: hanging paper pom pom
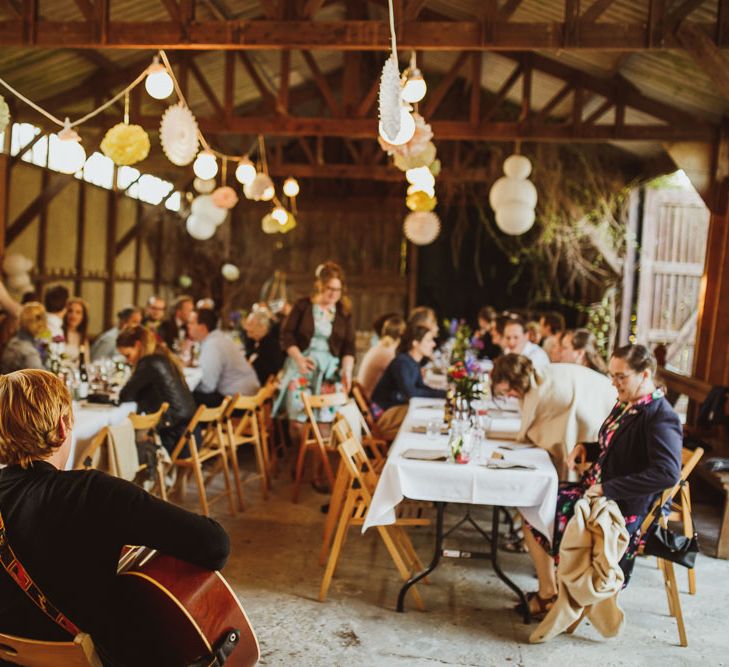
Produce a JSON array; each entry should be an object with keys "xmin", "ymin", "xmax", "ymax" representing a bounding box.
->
[
  {"xmin": 101, "ymin": 123, "xmax": 150, "ymax": 166},
  {"xmin": 160, "ymin": 103, "xmax": 199, "ymax": 166},
  {"xmin": 378, "ymin": 55, "xmax": 402, "ymax": 143},
  {"xmin": 0, "ymin": 95, "xmax": 9, "ymax": 134},
  {"xmin": 211, "ymin": 186, "xmax": 239, "ymax": 210},
  {"xmin": 394, "ymin": 142, "xmax": 437, "ymax": 172},
  {"xmin": 244, "ymin": 173, "xmax": 275, "ymax": 201},
  {"xmin": 406, "ymin": 191, "xmax": 437, "ymax": 212},
  {"xmin": 403, "ymin": 211, "xmax": 441, "ymax": 245},
  {"xmin": 279, "ymin": 211, "xmax": 297, "ymax": 233}
]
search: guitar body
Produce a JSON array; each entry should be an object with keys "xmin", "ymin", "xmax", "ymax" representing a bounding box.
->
[{"xmin": 117, "ymin": 547, "xmax": 259, "ymax": 667}]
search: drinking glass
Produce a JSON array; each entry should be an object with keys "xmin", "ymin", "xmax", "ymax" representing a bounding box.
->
[{"xmin": 426, "ymin": 419, "xmax": 441, "ymax": 440}]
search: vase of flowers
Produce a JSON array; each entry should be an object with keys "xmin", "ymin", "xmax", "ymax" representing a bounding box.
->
[{"xmin": 446, "ymin": 359, "xmax": 482, "ymax": 421}]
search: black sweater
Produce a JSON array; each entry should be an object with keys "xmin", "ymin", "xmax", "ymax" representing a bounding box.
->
[
  {"xmin": 371, "ymin": 352, "xmax": 446, "ymax": 411},
  {"xmin": 0, "ymin": 462, "xmax": 229, "ymax": 666}
]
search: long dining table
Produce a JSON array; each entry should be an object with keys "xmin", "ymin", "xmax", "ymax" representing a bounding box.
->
[{"xmin": 363, "ymin": 397, "xmax": 559, "ymax": 621}]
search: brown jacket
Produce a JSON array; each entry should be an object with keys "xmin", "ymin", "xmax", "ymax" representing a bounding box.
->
[{"xmin": 280, "ymin": 297, "xmax": 355, "ymax": 360}]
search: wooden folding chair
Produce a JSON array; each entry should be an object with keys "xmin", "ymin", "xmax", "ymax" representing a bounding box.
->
[
  {"xmin": 127, "ymin": 402, "xmax": 170, "ymax": 501},
  {"xmin": 224, "ymin": 393, "xmax": 270, "ymax": 510},
  {"xmin": 75, "ymin": 427, "xmax": 113, "ymax": 473},
  {"xmin": 0, "ymin": 631, "xmax": 102, "ymax": 667},
  {"xmin": 319, "ymin": 436, "xmax": 429, "ymax": 608},
  {"xmin": 352, "ymin": 381, "xmax": 386, "ymax": 440},
  {"xmin": 255, "ymin": 378, "xmax": 278, "ymax": 479},
  {"xmin": 170, "ymin": 398, "xmax": 237, "ymax": 517},
  {"xmin": 335, "ymin": 399, "xmax": 389, "ymax": 467},
  {"xmin": 292, "ymin": 392, "xmax": 349, "ymax": 502}
]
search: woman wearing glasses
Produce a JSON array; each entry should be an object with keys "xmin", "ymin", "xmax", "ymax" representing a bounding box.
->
[
  {"xmin": 273, "ymin": 261, "xmax": 355, "ymax": 427},
  {"xmin": 514, "ymin": 344, "xmax": 683, "ymax": 619}
]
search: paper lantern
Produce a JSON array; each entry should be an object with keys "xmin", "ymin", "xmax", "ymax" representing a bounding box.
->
[
  {"xmin": 3, "ymin": 253, "xmax": 33, "ymax": 276},
  {"xmin": 403, "ymin": 211, "xmax": 441, "ymax": 245},
  {"xmin": 244, "ymin": 173, "xmax": 275, "ymax": 201},
  {"xmin": 221, "ymin": 263, "xmax": 240, "ymax": 281},
  {"xmin": 261, "ymin": 213, "xmax": 280, "ymax": 234},
  {"xmin": 235, "ymin": 158, "xmax": 257, "ymax": 186},
  {"xmin": 394, "ymin": 142, "xmax": 437, "ymax": 172},
  {"xmin": 378, "ymin": 54, "xmax": 402, "ymax": 142},
  {"xmin": 378, "ymin": 106, "xmax": 416, "ymax": 147},
  {"xmin": 406, "ymin": 191, "xmax": 437, "ymax": 212},
  {"xmin": 489, "ymin": 176, "xmax": 538, "ymax": 211},
  {"xmin": 179, "ymin": 275, "xmax": 192, "ymax": 288},
  {"xmin": 193, "ymin": 178, "xmax": 216, "ymax": 194},
  {"xmin": 495, "ymin": 202, "xmax": 536, "ymax": 236},
  {"xmin": 145, "ymin": 58, "xmax": 174, "ymax": 100},
  {"xmin": 101, "ymin": 123, "xmax": 150, "ymax": 166},
  {"xmin": 6, "ymin": 273, "xmax": 32, "ymax": 290},
  {"xmin": 160, "ymin": 104, "xmax": 199, "ymax": 166},
  {"xmin": 211, "ymin": 186, "xmax": 239, "ymax": 210},
  {"xmin": 191, "ymin": 195, "xmax": 227, "ymax": 226},
  {"xmin": 503, "ymin": 154, "xmax": 532, "ymax": 180},
  {"xmin": 193, "ymin": 151, "xmax": 218, "ymax": 180},
  {"xmin": 52, "ymin": 124, "xmax": 86, "ymax": 175},
  {"xmin": 283, "ymin": 177, "xmax": 300, "ymax": 198},
  {"xmin": 186, "ymin": 214, "xmax": 217, "ymax": 240},
  {"xmin": 0, "ymin": 94, "xmax": 9, "ymax": 133}
]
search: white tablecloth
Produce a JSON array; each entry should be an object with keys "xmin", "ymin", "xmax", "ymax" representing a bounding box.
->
[
  {"xmin": 67, "ymin": 401, "xmax": 137, "ymax": 470},
  {"xmin": 363, "ymin": 398, "xmax": 559, "ymax": 542}
]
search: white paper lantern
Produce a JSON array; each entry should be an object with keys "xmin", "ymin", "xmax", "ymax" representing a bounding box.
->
[
  {"xmin": 186, "ymin": 214, "xmax": 217, "ymax": 240},
  {"xmin": 145, "ymin": 58, "xmax": 174, "ymax": 100},
  {"xmin": 194, "ymin": 178, "xmax": 216, "ymax": 194},
  {"xmin": 191, "ymin": 195, "xmax": 227, "ymax": 226},
  {"xmin": 283, "ymin": 177, "xmax": 300, "ymax": 198},
  {"xmin": 379, "ymin": 106, "xmax": 416, "ymax": 146},
  {"xmin": 403, "ymin": 211, "xmax": 441, "ymax": 245},
  {"xmin": 221, "ymin": 263, "xmax": 240, "ymax": 281},
  {"xmin": 160, "ymin": 104, "xmax": 199, "ymax": 166},
  {"xmin": 503, "ymin": 154, "xmax": 533, "ymax": 180},
  {"xmin": 495, "ymin": 202, "xmax": 536, "ymax": 235},
  {"xmin": 378, "ymin": 54, "xmax": 402, "ymax": 142},
  {"xmin": 193, "ymin": 151, "xmax": 218, "ymax": 180},
  {"xmin": 261, "ymin": 213, "xmax": 280, "ymax": 234},
  {"xmin": 235, "ymin": 158, "xmax": 257, "ymax": 186},
  {"xmin": 244, "ymin": 173, "xmax": 275, "ymax": 201},
  {"xmin": 52, "ymin": 124, "xmax": 86, "ymax": 175},
  {"xmin": 489, "ymin": 176, "xmax": 538, "ymax": 211},
  {"xmin": 3, "ymin": 253, "xmax": 33, "ymax": 276}
]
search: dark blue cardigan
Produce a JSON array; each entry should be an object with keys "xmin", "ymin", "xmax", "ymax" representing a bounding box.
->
[
  {"xmin": 601, "ymin": 396, "xmax": 683, "ymax": 517},
  {"xmin": 371, "ymin": 352, "xmax": 446, "ymax": 411}
]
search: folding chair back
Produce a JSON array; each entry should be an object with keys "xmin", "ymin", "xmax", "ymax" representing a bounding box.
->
[
  {"xmin": 351, "ymin": 382, "xmax": 377, "ymax": 433},
  {"xmin": 0, "ymin": 632, "xmax": 102, "ymax": 667},
  {"xmin": 128, "ymin": 403, "xmax": 170, "ymax": 500},
  {"xmin": 75, "ymin": 427, "xmax": 113, "ymax": 473}
]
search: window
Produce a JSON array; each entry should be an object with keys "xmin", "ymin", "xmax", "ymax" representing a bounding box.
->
[
  {"xmin": 83, "ymin": 151, "xmax": 115, "ymax": 189},
  {"xmin": 137, "ymin": 174, "xmax": 173, "ymax": 205},
  {"xmin": 165, "ymin": 191, "xmax": 181, "ymax": 212},
  {"xmin": 117, "ymin": 165, "xmax": 140, "ymax": 192}
]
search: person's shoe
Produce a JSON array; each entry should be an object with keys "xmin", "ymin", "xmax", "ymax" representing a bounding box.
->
[{"xmin": 514, "ymin": 592, "xmax": 558, "ymax": 620}]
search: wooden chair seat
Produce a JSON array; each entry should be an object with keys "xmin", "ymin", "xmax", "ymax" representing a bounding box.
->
[{"xmin": 0, "ymin": 632, "xmax": 102, "ymax": 667}]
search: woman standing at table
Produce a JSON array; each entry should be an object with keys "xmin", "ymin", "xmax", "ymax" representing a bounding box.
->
[
  {"xmin": 371, "ymin": 324, "xmax": 446, "ymax": 440},
  {"xmin": 62, "ymin": 297, "xmax": 90, "ymax": 368},
  {"xmin": 491, "ymin": 354, "xmax": 616, "ymax": 479},
  {"xmin": 517, "ymin": 344, "xmax": 682, "ymax": 618},
  {"xmin": 116, "ymin": 325, "xmax": 196, "ymax": 455},
  {"xmin": 273, "ymin": 261, "xmax": 355, "ymax": 427}
]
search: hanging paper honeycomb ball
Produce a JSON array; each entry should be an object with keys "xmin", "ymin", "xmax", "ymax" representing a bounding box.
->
[
  {"xmin": 101, "ymin": 123, "xmax": 151, "ymax": 166},
  {"xmin": 406, "ymin": 191, "xmax": 437, "ymax": 212}
]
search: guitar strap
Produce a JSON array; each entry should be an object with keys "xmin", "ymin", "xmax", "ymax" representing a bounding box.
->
[{"xmin": 0, "ymin": 508, "xmax": 80, "ymax": 636}]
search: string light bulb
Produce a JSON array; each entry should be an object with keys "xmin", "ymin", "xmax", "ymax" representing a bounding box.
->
[
  {"xmin": 193, "ymin": 150, "xmax": 218, "ymax": 180},
  {"xmin": 401, "ymin": 52, "xmax": 427, "ymax": 104},
  {"xmin": 235, "ymin": 157, "xmax": 257, "ymax": 186},
  {"xmin": 145, "ymin": 56, "xmax": 174, "ymax": 100},
  {"xmin": 283, "ymin": 177, "xmax": 300, "ymax": 198},
  {"xmin": 51, "ymin": 118, "xmax": 86, "ymax": 175},
  {"xmin": 271, "ymin": 206, "xmax": 288, "ymax": 225},
  {"xmin": 378, "ymin": 105, "xmax": 416, "ymax": 146}
]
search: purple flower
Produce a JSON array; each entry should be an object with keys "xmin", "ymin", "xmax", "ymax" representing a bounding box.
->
[{"xmin": 449, "ymin": 319, "xmax": 459, "ymax": 336}]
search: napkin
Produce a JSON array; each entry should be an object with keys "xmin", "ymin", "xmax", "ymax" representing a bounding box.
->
[{"xmin": 401, "ymin": 449, "xmax": 448, "ymax": 462}]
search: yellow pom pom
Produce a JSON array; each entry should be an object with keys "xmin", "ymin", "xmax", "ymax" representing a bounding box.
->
[
  {"xmin": 101, "ymin": 123, "xmax": 151, "ymax": 166},
  {"xmin": 406, "ymin": 191, "xmax": 437, "ymax": 212}
]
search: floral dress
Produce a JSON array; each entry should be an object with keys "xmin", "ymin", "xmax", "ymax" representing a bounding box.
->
[
  {"xmin": 528, "ymin": 390, "xmax": 665, "ymax": 585},
  {"xmin": 272, "ymin": 304, "xmax": 344, "ymax": 423}
]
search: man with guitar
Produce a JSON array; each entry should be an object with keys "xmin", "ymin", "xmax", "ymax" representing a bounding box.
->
[{"xmin": 0, "ymin": 370, "xmax": 236, "ymax": 666}]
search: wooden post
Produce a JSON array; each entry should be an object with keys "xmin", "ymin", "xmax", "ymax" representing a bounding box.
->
[
  {"xmin": 133, "ymin": 199, "xmax": 142, "ymax": 304},
  {"xmin": 407, "ymin": 241, "xmax": 418, "ymax": 313},
  {"xmin": 104, "ymin": 189, "xmax": 117, "ymax": 330},
  {"xmin": 74, "ymin": 181, "xmax": 86, "ymax": 295},
  {"xmin": 0, "ymin": 128, "xmax": 10, "ymax": 261},
  {"xmin": 36, "ymin": 168, "xmax": 50, "ymax": 295},
  {"xmin": 618, "ymin": 187, "xmax": 640, "ymax": 345}
]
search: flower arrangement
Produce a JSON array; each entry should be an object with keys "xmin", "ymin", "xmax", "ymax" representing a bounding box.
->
[
  {"xmin": 444, "ymin": 319, "xmax": 473, "ymax": 364},
  {"xmin": 447, "ymin": 359, "xmax": 481, "ymax": 404}
]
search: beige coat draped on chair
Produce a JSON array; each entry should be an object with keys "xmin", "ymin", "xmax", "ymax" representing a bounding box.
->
[
  {"xmin": 517, "ymin": 363, "xmax": 616, "ymax": 479},
  {"xmin": 529, "ymin": 496, "xmax": 629, "ymax": 644}
]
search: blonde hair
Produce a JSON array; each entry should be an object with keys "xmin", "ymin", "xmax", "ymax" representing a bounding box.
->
[
  {"xmin": 19, "ymin": 302, "xmax": 47, "ymax": 338},
  {"xmin": 0, "ymin": 370, "xmax": 73, "ymax": 468}
]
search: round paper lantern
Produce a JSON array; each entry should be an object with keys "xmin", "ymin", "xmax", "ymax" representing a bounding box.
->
[
  {"xmin": 378, "ymin": 107, "xmax": 416, "ymax": 147},
  {"xmin": 101, "ymin": 123, "xmax": 150, "ymax": 166},
  {"xmin": 244, "ymin": 173, "xmax": 275, "ymax": 201},
  {"xmin": 160, "ymin": 104, "xmax": 199, "ymax": 166},
  {"xmin": 406, "ymin": 191, "xmax": 437, "ymax": 212},
  {"xmin": 179, "ymin": 275, "xmax": 192, "ymax": 288},
  {"xmin": 394, "ymin": 142, "xmax": 437, "ymax": 172},
  {"xmin": 503, "ymin": 154, "xmax": 532, "ymax": 180},
  {"xmin": 3, "ymin": 253, "xmax": 33, "ymax": 276},
  {"xmin": 235, "ymin": 158, "xmax": 257, "ymax": 186},
  {"xmin": 403, "ymin": 211, "xmax": 441, "ymax": 246},
  {"xmin": 52, "ymin": 125, "xmax": 86, "ymax": 175},
  {"xmin": 193, "ymin": 178, "xmax": 216, "ymax": 194},
  {"xmin": 261, "ymin": 213, "xmax": 279, "ymax": 234},
  {"xmin": 211, "ymin": 186, "xmax": 239, "ymax": 210},
  {"xmin": 283, "ymin": 177, "xmax": 300, "ymax": 198},
  {"xmin": 495, "ymin": 202, "xmax": 536, "ymax": 235},
  {"xmin": 378, "ymin": 54, "xmax": 402, "ymax": 142},
  {"xmin": 221, "ymin": 263, "xmax": 240, "ymax": 281},
  {"xmin": 489, "ymin": 176, "xmax": 538, "ymax": 211},
  {"xmin": 193, "ymin": 151, "xmax": 218, "ymax": 180},
  {"xmin": 191, "ymin": 195, "xmax": 227, "ymax": 226},
  {"xmin": 0, "ymin": 94, "xmax": 9, "ymax": 134},
  {"xmin": 186, "ymin": 214, "xmax": 217, "ymax": 240}
]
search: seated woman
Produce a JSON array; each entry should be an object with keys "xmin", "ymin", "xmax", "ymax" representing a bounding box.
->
[
  {"xmin": 356, "ymin": 314, "xmax": 406, "ymax": 400},
  {"xmin": 559, "ymin": 328, "xmax": 608, "ymax": 374},
  {"xmin": 0, "ymin": 302, "xmax": 47, "ymax": 374},
  {"xmin": 116, "ymin": 325, "xmax": 196, "ymax": 455},
  {"xmin": 0, "ymin": 370, "xmax": 229, "ymax": 667},
  {"xmin": 518, "ymin": 344, "xmax": 683, "ymax": 618},
  {"xmin": 371, "ymin": 324, "xmax": 446, "ymax": 440},
  {"xmin": 491, "ymin": 354, "xmax": 617, "ymax": 479},
  {"xmin": 62, "ymin": 297, "xmax": 90, "ymax": 367}
]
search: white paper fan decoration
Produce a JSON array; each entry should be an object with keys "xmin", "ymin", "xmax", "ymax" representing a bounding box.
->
[
  {"xmin": 403, "ymin": 211, "xmax": 441, "ymax": 245},
  {"xmin": 160, "ymin": 103, "xmax": 199, "ymax": 166},
  {"xmin": 378, "ymin": 55, "xmax": 402, "ymax": 143}
]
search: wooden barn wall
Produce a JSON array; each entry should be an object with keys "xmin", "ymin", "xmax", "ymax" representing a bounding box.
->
[{"xmin": 3, "ymin": 162, "xmax": 174, "ymax": 334}]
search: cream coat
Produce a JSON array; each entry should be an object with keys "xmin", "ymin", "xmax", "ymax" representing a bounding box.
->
[
  {"xmin": 529, "ymin": 496, "xmax": 629, "ymax": 643},
  {"xmin": 517, "ymin": 363, "xmax": 616, "ymax": 479}
]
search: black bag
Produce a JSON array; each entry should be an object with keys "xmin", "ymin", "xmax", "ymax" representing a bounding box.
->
[{"xmin": 643, "ymin": 525, "xmax": 699, "ymax": 569}]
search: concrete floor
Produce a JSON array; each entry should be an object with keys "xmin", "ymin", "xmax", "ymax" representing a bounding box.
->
[{"xmin": 184, "ymin": 455, "xmax": 729, "ymax": 667}]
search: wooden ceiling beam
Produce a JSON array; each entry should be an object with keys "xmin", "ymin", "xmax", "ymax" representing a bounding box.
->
[
  {"xmin": 421, "ymin": 51, "xmax": 469, "ymax": 118},
  {"xmin": 300, "ymin": 50, "xmax": 342, "ymax": 116},
  {"xmin": 0, "ymin": 18, "xmax": 724, "ymax": 50},
  {"xmin": 676, "ymin": 20, "xmax": 729, "ymax": 104},
  {"xmin": 0, "ymin": 0, "xmax": 21, "ymax": 19},
  {"xmin": 581, "ymin": 0, "xmax": 617, "ymax": 23}
]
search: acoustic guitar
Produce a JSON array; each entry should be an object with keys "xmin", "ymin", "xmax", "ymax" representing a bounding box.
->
[{"xmin": 117, "ymin": 546, "xmax": 260, "ymax": 666}]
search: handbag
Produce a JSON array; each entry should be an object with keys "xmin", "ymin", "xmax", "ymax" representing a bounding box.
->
[{"xmin": 643, "ymin": 524, "xmax": 699, "ymax": 568}]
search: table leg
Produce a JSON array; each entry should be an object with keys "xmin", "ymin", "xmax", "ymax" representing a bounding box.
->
[
  {"xmin": 491, "ymin": 507, "xmax": 531, "ymax": 624},
  {"xmin": 397, "ymin": 501, "xmax": 445, "ymax": 612}
]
